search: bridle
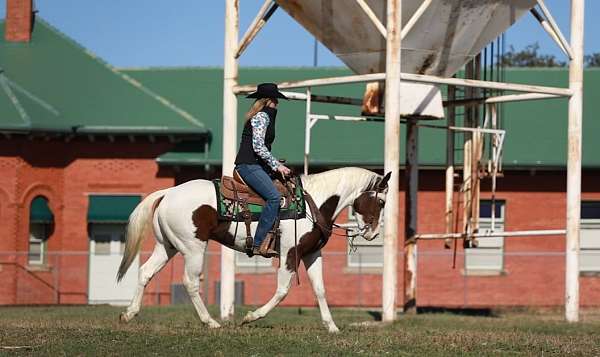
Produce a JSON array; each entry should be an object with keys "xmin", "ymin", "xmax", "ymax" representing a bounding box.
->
[{"xmin": 303, "ymin": 188, "xmax": 387, "ymax": 252}]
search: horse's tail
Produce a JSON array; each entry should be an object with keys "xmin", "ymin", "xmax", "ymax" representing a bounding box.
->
[{"xmin": 117, "ymin": 188, "xmax": 170, "ymax": 282}]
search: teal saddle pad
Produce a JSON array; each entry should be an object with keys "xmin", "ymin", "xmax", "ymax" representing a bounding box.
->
[{"xmin": 212, "ymin": 176, "xmax": 307, "ymax": 222}]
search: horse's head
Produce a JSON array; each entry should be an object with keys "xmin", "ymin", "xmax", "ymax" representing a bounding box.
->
[{"xmin": 351, "ymin": 172, "xmax": 391, "ymax": 241}]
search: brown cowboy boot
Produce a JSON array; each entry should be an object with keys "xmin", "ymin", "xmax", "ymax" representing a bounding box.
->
[{"xmin": 253, "ymin": 232, "xmax": 278, "ymax": 258}]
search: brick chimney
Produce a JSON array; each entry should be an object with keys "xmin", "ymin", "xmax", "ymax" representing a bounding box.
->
[{"xmin": 5, "ymin": 0, "xmax": 33, "ymax": 42}]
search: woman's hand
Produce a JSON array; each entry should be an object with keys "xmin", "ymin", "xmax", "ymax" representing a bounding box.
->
[{"xmin": 277, "ymin": 165, "xmax": 292, "ymax": 177}]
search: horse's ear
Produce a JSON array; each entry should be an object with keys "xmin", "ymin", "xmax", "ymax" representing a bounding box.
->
[{"xmin": 378, "ymin": 172, "xmax": 392, "ymax": 190}]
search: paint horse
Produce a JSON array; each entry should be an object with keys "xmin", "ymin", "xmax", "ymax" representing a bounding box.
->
[{"xmin": 117, "ymin": 167, "xmax": 390, "ymax": 332}]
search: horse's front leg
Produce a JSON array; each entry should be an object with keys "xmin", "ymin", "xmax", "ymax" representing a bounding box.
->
[
  {"xmin": 241, "ymin": 263, "xmax": 293, "ymax": 325},
  {"xmin": 303, "ymin": 250, "xmax": 339, "ymax": 333}
]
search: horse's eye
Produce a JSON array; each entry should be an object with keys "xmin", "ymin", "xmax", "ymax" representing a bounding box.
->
[{"xmin": 378, "ymin": 199, "xmax": 385, "ymax": 207}]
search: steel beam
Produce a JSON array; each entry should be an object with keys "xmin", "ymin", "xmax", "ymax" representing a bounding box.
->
[
  {"xmin": 235, "ymin": 1, "xmax": 278, "ymax": 59},
  {"xmin": 415, "ymin": 229, "xmax": 567, "ymax": 240},
  {"xmin": 234, "ymin": 73, "xmax": 572, "ymax": 96},
  {"xmin": 535, "ymin": 0, "xmax": 574, "ymax": 59},
  {"xmin": 221, "ymin": 0, "xmax": 239, "ymax": 321},
  {"xmin": 356, "ymin": 0, "xmax": 386, "ymax": 39},
  {"xmin": 565, "ymin": 0, "xmax": 584, "ymax": 323},
  {"xmin": 401, "ymin": 0, "xmax": 432, "ymax": 40},
  {"xmin": 382, "ymin": 0, "xmax": 401, "ymax": 323}
]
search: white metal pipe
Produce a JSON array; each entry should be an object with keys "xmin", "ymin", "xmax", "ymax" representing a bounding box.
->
[
  {"xmin": 356, "ymin": 0, "xmax": 387, "ymax": 39},
  {"xmin": 280, "ymin": 90, "xmax": 364, "ymax": 106},
  {"xmin": 235, "ymin": 0, "xmax": 276, "ymax": 59},
  {"xmin": 382, "ymin": 0, "xmax": 401, "ymax": 323},
  {"xmin": 221, "ymin": 0, "xmax": 239, "ymax": 321},
  {"xmin": 234, "ymin": 72, "xmax": 572, "ymax": 96},
  {"xmin": 445, "ymin": 85, "xmax": 456, "ymax": 248},
  {"xmin": 536, "ymin": 0, "xmax": 575, "ymax": 60},
  {"xmin": 401, "ymin": 0, "xmax": 432, "ymax": 40},
  {"xmin": 415, "ymin": 229, "xmax": 567, "ymax": 240},
  {"xmin": 485, "ymin": 93, "xmax": 560, "ymax": 103},
  {"xmin": 565, "ymin": 0, "xmax": 584, "ymax": 323},
  {"xmin": 401, "ymin": 73, "xmax": 573, "ymax": 97},
  {"xmin": 304, "ymin": 87, "xmax": 311, "ymax": 175}
]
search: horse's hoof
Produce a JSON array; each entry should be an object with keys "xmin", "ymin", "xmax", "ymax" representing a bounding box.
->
[
  {"xmin": 325, "ymin": 323, "xmax": 340, "ymax": 333},
  {"xmin": 240, "ymin": 312, "xmax": 255, "ymax": 326},
  {"xmin": 119, "ymin": 312, "xmax": 131, "ymax": 323},
  {"xmin": 208, "ymin": 320, "xmax": 221, "ymax": 329}
]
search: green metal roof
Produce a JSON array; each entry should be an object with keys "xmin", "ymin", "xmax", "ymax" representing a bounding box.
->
[
  {"xmin": 87, "ymin": 195, "xmax": 141, "ymax": 223},
  {"xmin": 0, "ymin": 19, "xmax": 207, "ymax": 136},
  {"xmin": 123, "ymin": 67, "xmax": 600, "ymax": 169}
]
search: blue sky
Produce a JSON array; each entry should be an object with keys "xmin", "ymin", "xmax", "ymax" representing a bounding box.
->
[{"xmin": 2, "ymin": 1, "xmax": 599, "ymax": 68}]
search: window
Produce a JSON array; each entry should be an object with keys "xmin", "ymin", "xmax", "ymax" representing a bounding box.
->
[
  {"xmin": 465, "ymin": 201, "xmax": 505, "ymax": 272},
  {"xmin": 29, "ymin": 196, "xmax": 54, "ymax": 265},
  {"xmin": 346, "ymin": 207, "xmax": 383, "ymax": 268},
  {"xmin": 581, "ymin": 202, "xmax": 600, "ymax": 272},
  {"xmin": 29, "ymin": 223, "xmax": 47, "ymax": 265},
  {"xmin": 90, "ymin": 224, "xmax": 127, "ymax": 256}
]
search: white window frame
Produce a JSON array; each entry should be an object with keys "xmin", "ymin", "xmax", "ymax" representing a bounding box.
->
[
  {"xmin": 465, "ymin": 201, "xmax": 505, "ymax": 272},
  {"xmin": 28, "ymin": 223, "xmax": 47, "ymax": 265},
  {"xmin": 580, "ymin": 202, "xmax": 600, "ymax": 272},
  {"xmin": 345, "ymin": 206, "xmax": 383, "ymax": 268}
]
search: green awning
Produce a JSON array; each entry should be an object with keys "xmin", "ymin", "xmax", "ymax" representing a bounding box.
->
[
  {"xmin": 88, "ymin": 195, "xmax": 141, "ymax": 223},
  {"xmin": 30, "ymin": 197, "xmax": 54, "ymax": 223}
]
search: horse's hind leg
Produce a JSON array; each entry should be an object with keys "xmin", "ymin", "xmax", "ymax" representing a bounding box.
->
[
  {"xmin": 241, "ymin": 265, "xmax": 294, "ymax": 325},
  {"xmin": 182, "ymin": 240, "xmax": 221, "ymax": 328},
  {"xmin": 303, "ymin": 250, "xmax": 339, "ymax": 333},
  {"xmin": 120, "ymin": 242, "xmax": 176, "ymax": 322}
]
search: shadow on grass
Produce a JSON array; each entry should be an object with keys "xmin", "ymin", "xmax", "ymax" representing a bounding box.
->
[
  {"xmin": 416, "ymin": 306, "xmax": 498, "ymax": 317},
  {"xmin": 363, "ymin": 307, "xmax": 497, "ymax": 321}
]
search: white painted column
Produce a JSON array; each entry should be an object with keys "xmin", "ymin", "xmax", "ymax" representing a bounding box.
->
[
  {"xmin": 382, "ymin": 0, "xmax": 401, "ymax": 323},
  {"xmin": 565, "ymin": 0, "xmax": 584, "ymax": 323},
  {"xmin": 221, "ymin": 0, "xmax": 239, "ymax": 321}
]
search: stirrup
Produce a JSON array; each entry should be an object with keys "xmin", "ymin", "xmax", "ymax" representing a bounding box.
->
[{"xmin": 244, "ymin": 235, "xmax": 254, "ymax": 257}]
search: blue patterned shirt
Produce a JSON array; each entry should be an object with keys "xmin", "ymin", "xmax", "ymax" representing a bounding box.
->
[{"xmin": 251, "ymin": 111, "xmax": 279, "ymax": 171}]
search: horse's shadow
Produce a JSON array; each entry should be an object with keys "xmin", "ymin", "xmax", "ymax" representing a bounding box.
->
[{"xmin": 366, "ymin": 307, "xmax": 498, "ymax": 320}]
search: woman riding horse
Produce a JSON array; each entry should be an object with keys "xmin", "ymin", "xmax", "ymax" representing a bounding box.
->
[{"xmin": 234, "ymin": 83, "xmax": 292, "ymax": 258}]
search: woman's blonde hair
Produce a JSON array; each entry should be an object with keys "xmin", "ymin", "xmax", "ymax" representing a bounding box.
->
[{"xmin": 245, "ymin": 98, "xmax": 273, "ymax": 121}]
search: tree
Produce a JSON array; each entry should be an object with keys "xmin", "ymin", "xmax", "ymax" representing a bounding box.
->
[
  {"xmin": 585, "ymin": 53, "xmax": 600, "ymax": 67},
  {"xmin": 500, "ymin": 43, "xmax": 566, "ymax": 67}
]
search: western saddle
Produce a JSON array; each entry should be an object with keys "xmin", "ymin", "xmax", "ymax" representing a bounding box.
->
[
  {"xmin": 219, "ymin": 169, "xmax": 301, "ymax": 258},
  {"xmin": 220, "ymin": 170, "xmax": 293, "ymax": 208}
]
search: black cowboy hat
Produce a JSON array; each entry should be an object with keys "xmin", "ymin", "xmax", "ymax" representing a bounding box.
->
[{"xmin": 246, "ymin": 82, "xmax": 288, "ymax": 100}]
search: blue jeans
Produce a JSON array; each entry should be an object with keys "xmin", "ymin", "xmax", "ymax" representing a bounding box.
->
[{"xmin": 235, "ymin": 164, "xmax": 280, "ymax": 247}]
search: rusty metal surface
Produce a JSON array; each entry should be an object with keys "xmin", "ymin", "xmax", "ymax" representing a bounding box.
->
[{"xmin": 276, "ymin": 0, "xmax": 536, "ymax": 77}]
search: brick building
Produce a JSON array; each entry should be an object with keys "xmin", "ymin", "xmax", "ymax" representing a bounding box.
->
[{"xmin": 2, "ymin": 6, "xmax": 600, "ymax": 309}]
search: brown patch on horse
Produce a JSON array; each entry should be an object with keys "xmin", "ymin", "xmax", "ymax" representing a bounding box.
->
[
  {"xmin": 191, "ymin": 205, "xmax": 235, "ymax": 247},
  {"xmin": 286, "ymin": 195, "xmax": 340, "ymax": 272},
  {"xmin": 353, "ymin": 192, "xmax": 384, "ymax": 231}
]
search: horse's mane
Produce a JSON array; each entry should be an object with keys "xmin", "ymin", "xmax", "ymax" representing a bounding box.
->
[{"xmin": 301, "ymin": 167, "xmax": 381, "ymax": 202}]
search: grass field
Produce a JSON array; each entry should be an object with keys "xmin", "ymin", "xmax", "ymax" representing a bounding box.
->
[{"xmin": 1, "ymin": 305, "xmax": 600, "ymax": 356}]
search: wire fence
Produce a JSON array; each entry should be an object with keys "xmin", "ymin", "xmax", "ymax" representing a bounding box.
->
[{"xmin": 1, "ymin": 250, "xmax": 598, "ymax": 308}]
